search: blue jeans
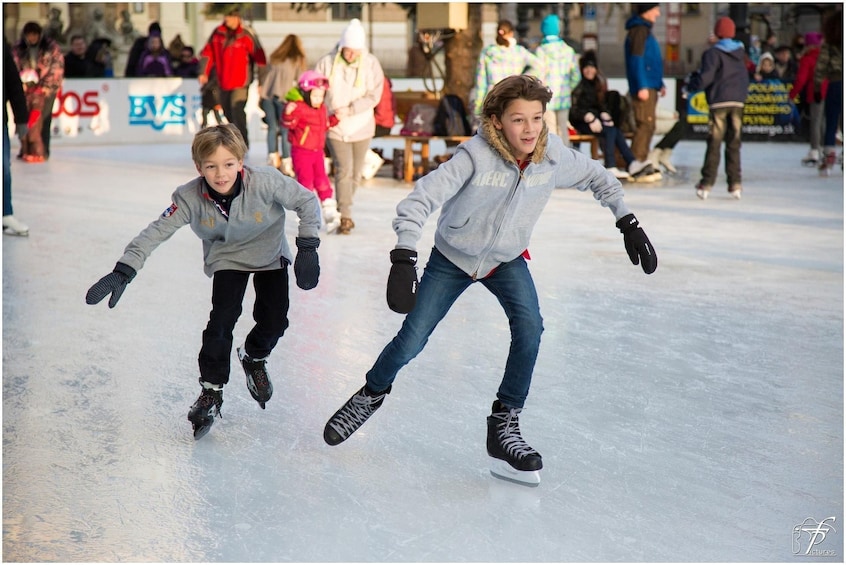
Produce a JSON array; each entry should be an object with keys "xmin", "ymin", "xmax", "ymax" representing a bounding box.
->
[
  {"xmin": 260, "ymin": 97, "xmax": 290, "ymax": 158},
  {"xmin": 3, "ymin": 120, "xmax": 12, "ymax": 216},
  {"xmin": 823, "ymin": 80, "xmax": 843, "ymax": 148},
  {"xmin": 366, "ymin": 247, "xmax": 544, "ymax": 408}
]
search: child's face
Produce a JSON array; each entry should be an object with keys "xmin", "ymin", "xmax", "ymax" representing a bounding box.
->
[
  {"xmin": 196, "ymin": 145, "xmax": 243, "ymax": 195},
  {"xmin": 761, "ymin": 58, "xmax": 774, "ymax": 73},
  {"xmin": 309, "ymin": 87, "xmax": 326, "ymax": 107},
  {"xmin": 491, "ymin": 98, "xmax": 545, "ymax": 161}
]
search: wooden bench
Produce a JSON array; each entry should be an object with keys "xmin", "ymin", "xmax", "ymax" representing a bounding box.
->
[
  {"xmin": 569, "ymin": 131, "xmax": 635, "ymax": 160},
  {"xmin": 382, "ymin": 134, "xmax": 472, "ymax": 183}
]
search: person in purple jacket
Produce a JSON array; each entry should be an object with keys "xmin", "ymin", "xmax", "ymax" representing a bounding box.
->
[
  {"xmin": 85, "ymin": 124, "xmax": 322, "ymax": 440},
  {"xmin": 322, "ymin": 75, "xmax": 657, "ymax": 487},
  {"xmin": 686, "ymin": 17, "xmax": 750, "ymax": 200}
]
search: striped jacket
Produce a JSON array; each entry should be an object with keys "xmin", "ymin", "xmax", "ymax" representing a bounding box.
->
[{"xmin": 473, "ymin": 42, "xmax": 539, "ymax": 115}]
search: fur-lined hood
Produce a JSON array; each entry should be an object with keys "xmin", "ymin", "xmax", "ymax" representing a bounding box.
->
[{"xmin": 476, "ymin": 115, "xmax": 550, "ymax": 166}]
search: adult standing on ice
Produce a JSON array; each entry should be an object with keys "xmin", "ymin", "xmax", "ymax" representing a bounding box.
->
[
  {"xmin": 322, "ymin": 75, "xmax": 658, "ymax": 486},
  {"xmin": 85, "ymin": 124, "xmax": 321, "ymax": 439}
]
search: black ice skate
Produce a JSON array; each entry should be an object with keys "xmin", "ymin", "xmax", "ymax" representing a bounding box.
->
[
  {"xmin": 187, "ymin": 384, "xmax": 223, "ymax": 440},
  {"xmin": 487, "ymin": 400, "xmax": 543, "ymax": 487},
  {"xmin": 238, "ymin": 346, "xmax": 273, "ymax": 409},
  {"xmin": 323, "ymin": 384, "xmax": 391, "ymax": 445}
]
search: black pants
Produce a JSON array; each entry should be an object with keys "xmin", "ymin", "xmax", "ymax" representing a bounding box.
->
[
  {"xmin": 220, "ymin": 87, "xmax": 250, "ymax": 147},
  {"xmin": 198, "ymin": 268, "xmax": 290, "ymax": 386}
]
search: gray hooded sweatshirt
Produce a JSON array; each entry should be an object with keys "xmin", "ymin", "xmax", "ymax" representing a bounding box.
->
[
  {"xmin": 119, "ymin": 165, "xmax": 321, "ymax": 277},
  {"xmin": 393, "ymin": 118, "xmax": 631, "ymax": 279}
]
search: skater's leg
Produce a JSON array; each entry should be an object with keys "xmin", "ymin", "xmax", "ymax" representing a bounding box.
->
[
  {"xmin": 479, "ymin": 255, "xmax": 544, "ymax": 409},
  {"xmin": 699, "ymin": 108, "xmax": 728, "ymax": 187},
  {"xmin": 724, "ymin": 107, "xmax": 743, "ymax": 188},
  {"xmin": 365, "ymin": 247, "xmax": 473, "ymax": 392},
  {"xmin": 198, "ymin": 270, "xmax": 250, "ymax": 386},
  {"xmin": 245, "ymin": 267, "xmax": 290, "ymax": 359}
]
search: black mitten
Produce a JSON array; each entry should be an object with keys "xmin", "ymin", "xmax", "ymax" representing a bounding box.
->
[
  {"xmin": 294, "ymin": 236, "xmax": 320, "ymax": 290},
  {"xmin": 86, "ymin": 262, "xmax": 137, "ymax": 308},
  {"xmin": 387, "ymin": 249, "xmax": 418, "ymax": 313},
  {"xmin": 616, "ymin": 214, "xmax": 657, "ymax": 274}
]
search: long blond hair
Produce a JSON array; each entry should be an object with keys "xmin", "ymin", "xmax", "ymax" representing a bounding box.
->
[{"xmin": 270, "ymin": 34, "xmax": 307, "ymax": 73}]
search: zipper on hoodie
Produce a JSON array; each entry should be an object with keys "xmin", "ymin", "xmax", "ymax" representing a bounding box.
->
[{"xmin": 471, "ymin": 163, "xmax": 523, "ymax": 280}]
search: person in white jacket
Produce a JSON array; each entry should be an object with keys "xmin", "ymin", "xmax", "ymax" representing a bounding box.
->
[{"xmin": 314, "ymin": 18, "xmax": 385, "ymax": 234}]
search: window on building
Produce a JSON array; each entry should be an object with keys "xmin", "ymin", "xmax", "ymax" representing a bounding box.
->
[
  {"xmin": 241, "ymin": 3, "xmax": 267, "ymax": 21},
  {"xmin": 331, "ymin": 3, "xmax": 362, "ymax": 21}
]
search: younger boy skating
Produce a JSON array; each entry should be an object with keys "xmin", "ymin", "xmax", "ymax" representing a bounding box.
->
[{"xmin": 86, "ymin": 124, "xmax": 322, "ymax": 439}]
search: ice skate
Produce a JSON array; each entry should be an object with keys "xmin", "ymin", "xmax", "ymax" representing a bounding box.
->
[
  {"xmin": 238, "ymin": 346, "xmax": 273, "ymax": 409},
  {"xmin": 629, "ymin": 160, "xmax": 662, "ymax": 183},
  {"xmin": 695, "ymin": 182, "xmax": 711, "ymax": 200},
  {"xmin": 323, "ymin": 384, "xmax": 391, "ymax": 445},
  {"xmin": 819, "ymin": 150, "xmax": 836, "ymax": 177},
  {"xmin": 2, "ymin": 215, "xmax": 29, "ymax": 236},
  {"xmin": 321, "ymin": 198, "xmax": 341, "ymax": 233},
  {"xmin": 267, "ymin": 152, "xmax": 281, "ymax": 169},
  {"xmin": 728, "ymin": 184, "xmax": 742, "ymax": 200},
  {"xmin": 187, "ymin": 383, "xmax": 223, "ymax": 440},
  {"xmin": 280, "ymin": 157, "xmax": 295, "ymax": 177},
  {"xmin": 487, "ymin": 400, "xmax": 542, "ymax": 487},
  {"xmin": 801, "ymin": 149, "xmax": 820, "ymax": 167},
  {"xmin": 606, "ymin": 166, "xmax": 633, "ymax": 181}
]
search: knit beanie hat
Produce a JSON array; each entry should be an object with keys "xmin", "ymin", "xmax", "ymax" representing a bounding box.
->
[
  {"xmin": 339, "ymin": 18, "xmax": 367, "ymax": 50},
  {"xmin": 804, "ymin": 32, "xmax": 822, "ymax": 47},
  {"xmin": 714, "ymin": 17, "xmax": 736, "ymax": 39},
  {"xmin": 579, "ymin": 50, "xmax": 598, "ymax": 71},
  {"xmin": 635, "ymin": 3, "xmax": 659, "ymax": 15},
  {"xmin": 541, "ymin": 14, "xmax": 560, "ymax": 37}
]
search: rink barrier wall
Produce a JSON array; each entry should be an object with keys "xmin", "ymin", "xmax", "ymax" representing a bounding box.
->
[{"xmin": 9, "ymin": 77, "xmax": 682, "ymax": 148}]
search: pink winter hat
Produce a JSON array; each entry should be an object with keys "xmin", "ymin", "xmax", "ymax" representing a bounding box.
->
[{"xmin": 805, "ymin": 32, "xmax": 823, "ymax": 47}]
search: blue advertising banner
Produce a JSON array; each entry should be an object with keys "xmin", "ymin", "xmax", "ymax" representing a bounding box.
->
[{"xmin": 686, "ymin": 79, "xmax": 803, "ymax": 141}]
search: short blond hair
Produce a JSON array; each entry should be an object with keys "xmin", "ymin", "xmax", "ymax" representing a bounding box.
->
[{"xmin": 191, "ymin": 124, "xmax": 247, "ymax": 165}]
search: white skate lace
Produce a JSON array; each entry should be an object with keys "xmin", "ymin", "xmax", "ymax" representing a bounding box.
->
[
  {"xmin": 496, "ymin": 409, "xmax": 538, "ymax": 460},
  {"xmin": 330, "ymin": 389, "xmax": 383, "ymax": 438}
]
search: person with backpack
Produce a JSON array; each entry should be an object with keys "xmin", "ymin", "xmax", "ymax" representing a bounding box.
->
[{"xmin": 314, "ymin": 18, "xmax": 386, "ymax": 235}]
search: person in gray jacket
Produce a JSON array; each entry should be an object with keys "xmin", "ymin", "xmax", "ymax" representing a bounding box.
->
[
  {"xmin": 85, "ymin": 124, "xmax": 322, "ymax": 440},
  {"xmin": 322, "ymin": 75, "xmax": 657, "ymax": 487}
]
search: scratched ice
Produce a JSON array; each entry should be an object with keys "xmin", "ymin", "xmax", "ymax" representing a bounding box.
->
[{"xmin": 3, "ymin": 139, "xmax": 842, "ymax": 562}]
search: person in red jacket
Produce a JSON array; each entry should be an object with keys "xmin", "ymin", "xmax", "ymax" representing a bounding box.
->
[
  {"xmin": 283, "ymin": 70, "xmax": 342, "ymax": 232},
  {"xmin": 789, "ymin": 32, "xmax": 827, "ymax": 167},
  {"xmin": 198, "ymin": 7, "xmax": 266, "ymax": 147}
]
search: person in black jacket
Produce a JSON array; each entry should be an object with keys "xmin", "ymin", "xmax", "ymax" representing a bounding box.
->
[
  {"xmin": 125, "ymin": 21, "xmax": 161, "ymax": 77},
  {"xmin": 687, "ymin": 17, "xmax": 750, "ymax": 200},
  {"xmin": 570, "ymin": 51, "xmax": 654, "ymax": 181},
  {"xmin": 3, "ymin": 41, "xmax": 30, "ymax": 236}
]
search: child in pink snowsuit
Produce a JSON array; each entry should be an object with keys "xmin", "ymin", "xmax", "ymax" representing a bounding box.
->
[{"xmin": 283, "ymin": 70, "xmax": 341, "ymax": 232}]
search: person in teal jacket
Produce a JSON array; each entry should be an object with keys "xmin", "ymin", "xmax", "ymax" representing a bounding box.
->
[
  {"xmin": 323, "ymin": 75, "xmax": 657, "ymax": 487},
  {"xmin": 85, "ymin": 124, "xmax": 321, "ymax": 440}
]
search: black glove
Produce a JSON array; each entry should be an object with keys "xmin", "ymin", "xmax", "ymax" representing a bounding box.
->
[
  {"xmin": 387, "ymin": 249, "xmax": 418, "ymax": 314},
  {"xmin": 294, "ymin": 236, "xmax": 320, "ymax": 290},
  {"xmin": 86, "ymin": 262, "xmax": 137, "ymax": 308},
  {"xmin": 616, "ymin": 214, "xmax": 657, "ymax": 274}
]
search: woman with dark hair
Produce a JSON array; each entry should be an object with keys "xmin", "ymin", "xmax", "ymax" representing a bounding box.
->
[{"xmin": 571, "ymin": 51, "xmax": 654, "ymax": 181}]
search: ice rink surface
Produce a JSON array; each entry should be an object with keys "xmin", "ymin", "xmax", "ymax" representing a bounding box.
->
[{"xmin": 2, "ymin": 138, "xmax": 843, "ymax": 562}]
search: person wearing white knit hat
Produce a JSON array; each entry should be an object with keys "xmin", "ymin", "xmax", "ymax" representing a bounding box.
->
[{"xmin": 314, "ymin": 19, "xmax": 386, "ymax": 234}]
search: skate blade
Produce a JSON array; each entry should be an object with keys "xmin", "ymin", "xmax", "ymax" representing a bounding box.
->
[
  {"xmin": 489, "ymin": 459, "xmax": 541, "ymax": 487},
  {"xmin": 191, "ymin": 419, "xmax": 214, "ymax": 440}
]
